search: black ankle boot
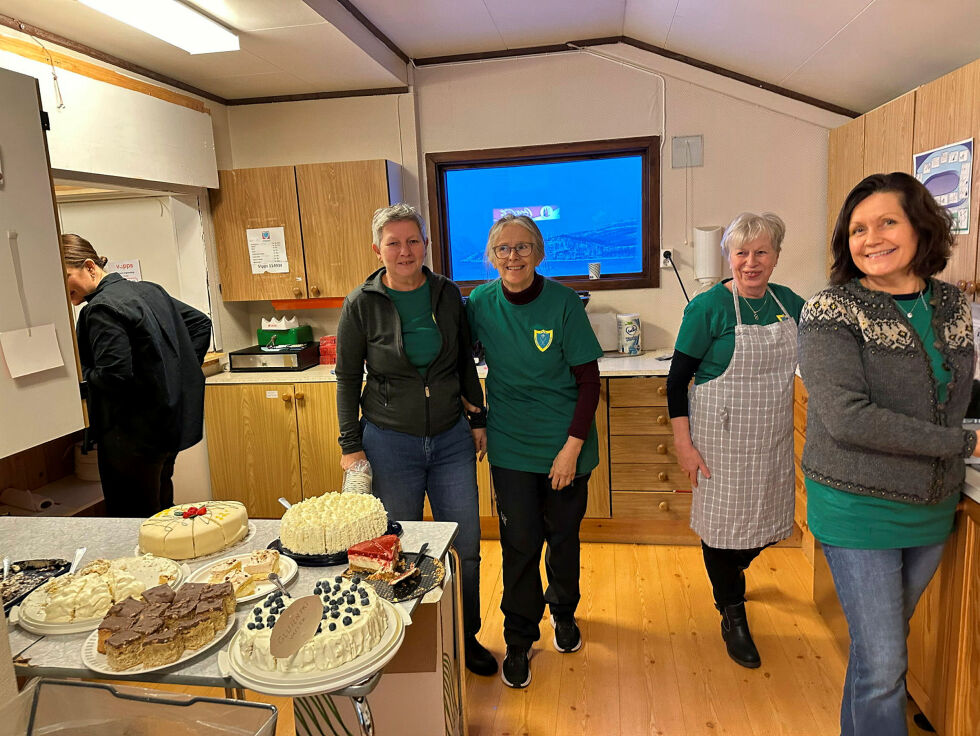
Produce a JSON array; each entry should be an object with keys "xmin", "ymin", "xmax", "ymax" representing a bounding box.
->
[
  {"xmin": 465, "ymin": 635, "xmax": 498, "ymax": 676},
  {"xmin": 719, "ymin": 602, "xmax": 761, "ymax": 669}
]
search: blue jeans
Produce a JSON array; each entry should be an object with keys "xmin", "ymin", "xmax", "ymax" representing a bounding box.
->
[
  {"xmin": 822, "ymin": 542, "xmax": 947, "ymax": 736},
  {"xmin": 362, "ymin": 416, "xmax": 482, "ymax": 637}
]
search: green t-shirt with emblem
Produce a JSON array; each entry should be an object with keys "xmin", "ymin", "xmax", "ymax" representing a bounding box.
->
[
  {"xmin": 806, "ymin": 283, "xmax": 958, "ymax": 549},
  {"xmin": 466, "ymin": 278, "xmax": 603, "ymax": 475},
  {"xmin": 384, "ymin": 280, "xmax": 441, "ymax": 375},
  {"xmin": 674, "ymin": 279, "xmax": 806, "ymax": 384}
]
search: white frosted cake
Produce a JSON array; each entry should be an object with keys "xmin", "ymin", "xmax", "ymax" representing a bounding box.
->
[
  {"xmin": 140, "ymin": 501, "xmax": 249, "ymax": 560},
  {"xmin": 237, "ymin": 576, "xmax": 388, "ymax": 673},
  {"xmin": 280, "ymin": 492, "xmax": 387, "ymax": 555}
]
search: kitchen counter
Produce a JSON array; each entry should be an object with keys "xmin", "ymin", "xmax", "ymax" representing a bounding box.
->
[
  {"xmin": 963, "ymin": 465, "xmax": 980, "ymax": 504},
  {"xmin": 206, "ymin": 350, "xmax": 671, "ymax": 385}
]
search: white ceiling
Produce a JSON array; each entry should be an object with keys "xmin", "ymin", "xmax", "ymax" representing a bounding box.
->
[{"xmin": 0, "ymin": 0, "xmax": 978, "ymax": 112}]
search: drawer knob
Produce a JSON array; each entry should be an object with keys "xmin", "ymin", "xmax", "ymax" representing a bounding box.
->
[
  {"xmin": 294, "ymin": 392, "xmax": 305, "ymax": 400},
  {"xmin": 282, "ymin": 394, "xmax": 292, "ymax": 402},
  {"xmin": 657, "ymin": 414, "xmax": 668, "ymax": 425},
  {"xmin": 657, "ymin": 385, "xmax": 667, "ymax": 396},
  {"xmin": 310, "ymin": 286, "xmax": 321, "ymax": 297},
  {"xmin": 659, "ymin": 501, "xmax": 670, "ymax": 511},
  {"xmin": 968, "ymin": 281, "xmax": 978, "ymax": 296},
  {"xmin": 292, "ymin": 287, "xmax": 302, "ymax": 297},
  {"xmin": 657, "ymin": 443, "xmax": 667, "ymax": 455},
  {"xmin": 658, "ymin": 472, "xmax": 668, "ymax": 482}
]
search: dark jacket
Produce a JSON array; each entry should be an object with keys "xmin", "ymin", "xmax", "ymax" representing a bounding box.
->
[
  {"xmin": 336, "ymin": 266, "xmax": 484, "ymax": 454},
  {"xmin": 77, "ymin": 273, "xmax": 212, "ymax": 455},
  {"xmin": 799, "ymin": 277, "xmax": 976, "ymax": 504}
]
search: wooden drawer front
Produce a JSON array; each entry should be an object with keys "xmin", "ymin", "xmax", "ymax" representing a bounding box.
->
[
  {"xmin": 609, "ymin": 407, "xmax": 672, "ymax": 434},
  {"xmin": 793, "ymin": 399, "xmax": 808, "ymax": 434},
  {"xmin": 611, "ymin": 435, "xmax": 680, "ymax": 464},
  {"xmin": 612, "ymin": 491, "xmax": 692, "ymax": 520},
  {"xmin": 608, "ymin": 377, "xmax": 668, "ymax": 407},
  {"xmin": 612, "ymin": 463, "xmax": 691, "ymax": 491}
]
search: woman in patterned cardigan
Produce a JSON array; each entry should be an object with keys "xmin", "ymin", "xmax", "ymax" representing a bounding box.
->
[{"xmin": 799, "ymin": 172, "xmax": 980, "ymax": 736}]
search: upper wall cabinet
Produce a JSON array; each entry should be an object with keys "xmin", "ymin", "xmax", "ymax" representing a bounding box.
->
[
  {"xmin": 826, "ymin": 116, "xmax": 865, "ymax": 272},
  {"xmin": 210, "ymin": 160, "xmax": 401, "ymax": 302},
  {"xmin": 863, "ymin": 91, "xmax": 915, "ymax": 176}
]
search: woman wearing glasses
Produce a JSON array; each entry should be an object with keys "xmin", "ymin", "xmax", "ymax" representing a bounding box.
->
[{"xmin": 466, "ymin": 214, "xmax": 603, "ymax": 689}]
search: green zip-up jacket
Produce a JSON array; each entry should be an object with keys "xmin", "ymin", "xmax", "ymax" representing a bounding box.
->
[{"xmin": 336, "ymin": 266, "xmax": 484, "ymax": 454}]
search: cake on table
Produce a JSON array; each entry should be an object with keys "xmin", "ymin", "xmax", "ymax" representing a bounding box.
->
[
  {"xmin": 203, "ymin": 549, "xmax": 281, "ymax": 599},
  {"xmin": 347, "ymin": 535, "xmax": 401, "ymax": 573},
  {"xmin": 236, "ymin": 575, "xmax": 387, "ymax": 673},
  {"xmin": 139, "ymin": 501, "xmax": 249, "ymax": 560},
  {"xmin": 280, "ymin": 491, "xmax": 387, "ymax": 555}
]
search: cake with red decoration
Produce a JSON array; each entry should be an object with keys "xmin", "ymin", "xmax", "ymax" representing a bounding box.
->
[
  {"xmin": 139, "ymin": 501, "xmax": 248, "ymax": 560},
  {"xmin": 347, "ymin": 535, "xmax": 401, "ymax": 573}
]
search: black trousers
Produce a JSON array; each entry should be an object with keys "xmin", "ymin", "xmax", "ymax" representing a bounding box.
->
[
  {"xmin": 491, "ymin": 465, "xmax": 590, "ymax": 648},
  {"xmin": 97, "ymin": 431, "xmax": 177, "ymax": 517},
  {"xmin": 701, "ymin": 541, "xmax": 767, "ymax": 609}
]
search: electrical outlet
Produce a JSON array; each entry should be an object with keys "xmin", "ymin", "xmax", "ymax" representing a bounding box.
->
[{"xmin": 660, "ymin": 250, "xmax": 673, "ymax": 269}]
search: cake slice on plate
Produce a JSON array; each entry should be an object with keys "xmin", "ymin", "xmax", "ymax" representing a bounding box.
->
[{"xmin": 348, "ymin": 534, "xmax": 401, "ymax": 573}]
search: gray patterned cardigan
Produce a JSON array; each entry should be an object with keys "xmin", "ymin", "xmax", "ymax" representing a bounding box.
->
[{"xmin": 798, "ymin": 277, "xmax": 976, "ymax": 504}]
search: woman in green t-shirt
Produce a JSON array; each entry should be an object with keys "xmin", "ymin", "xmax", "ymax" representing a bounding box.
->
[
  {"xmin": 466, "ymin": 214, "xmax": 603, "ymax": 689},
  {"xmin": 666, "ymin": 212, "xmax": 804, "ymax": 670},
  {"xmin": 799, "ymin": 172, "xmax": 980, "ymax": 736}
]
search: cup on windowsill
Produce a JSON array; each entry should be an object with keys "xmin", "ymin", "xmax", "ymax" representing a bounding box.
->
[{"xmin": 588, "ymin": 262, "xmax": 601, "ymax": 280}]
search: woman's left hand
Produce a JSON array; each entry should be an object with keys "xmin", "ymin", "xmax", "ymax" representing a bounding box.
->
[
  {"xmin": 549, "ymin": 436, "xmax": 585, "ymax": 490},
  {"xmin": 471, "ymin": 428, "xmax": 487, "ymax": 461}
]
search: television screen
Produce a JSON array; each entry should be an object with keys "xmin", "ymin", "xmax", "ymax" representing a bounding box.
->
[{"xmin": 442, "ymin": 154, "xmax": 644, "ymax": 282}]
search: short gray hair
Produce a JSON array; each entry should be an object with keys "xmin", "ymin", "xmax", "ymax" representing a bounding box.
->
[
  {"xmin": 721, "ymin": 212, "xmax": 786, "ymax": 257},
  {"xmin": 371, "ymin": 203, "xmax": 427, "ymax": 245},
  {"xmin": 484, "ymin": 214, "xmax": 545, "ymax": 263}
]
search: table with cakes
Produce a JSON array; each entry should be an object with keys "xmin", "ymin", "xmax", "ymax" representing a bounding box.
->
[{"xmin": 1, "ymin": 492, "xmax": 463, "ymax": 736}]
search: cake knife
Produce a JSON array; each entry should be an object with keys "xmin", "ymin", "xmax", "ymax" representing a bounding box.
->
[
  {"xmin": 68, "ymin": 547, "xmax": 86, "ymax": 575},
  {"xmin": 277, "ymin": 497, "xmax": 292, "ymax": 511}
]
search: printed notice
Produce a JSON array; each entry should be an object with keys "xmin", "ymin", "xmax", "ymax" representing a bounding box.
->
[
  {"xmin": 104, "ymin": 259, "xmax": 142, "ymax": 281},
  {"xmin": 914, "ymin": 138, "xmax": 973, "ymax": 234},
  {"xmin": 247, "ymin": 227, "xmax": 289, "ymax": 274}
]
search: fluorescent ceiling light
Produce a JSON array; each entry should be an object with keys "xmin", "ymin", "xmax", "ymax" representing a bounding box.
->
[{"xmin": 79, "ymin": 0, "xmax": 239, "ymax": 54}]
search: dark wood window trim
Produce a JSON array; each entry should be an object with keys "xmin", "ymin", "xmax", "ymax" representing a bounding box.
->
[{"xmin": 425, "ymin": 136, "xmax": 660, "ymax": 294}]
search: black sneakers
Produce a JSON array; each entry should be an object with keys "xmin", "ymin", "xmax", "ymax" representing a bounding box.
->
[
  {"xmin": 501, "ymin": 646, "xmax": 531, "ymax": 688},
  {"xmin": 465, "ymin": 635, "xmax": 498, "ymax": 676},
  {"xmin": 550, "ymin": 614, "xmax": 583, "ymax": 653}
]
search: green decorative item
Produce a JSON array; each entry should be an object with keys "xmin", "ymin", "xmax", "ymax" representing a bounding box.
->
[{"xmin": 257, "ymin": 325, "xmax": 313, "ymax": 346}]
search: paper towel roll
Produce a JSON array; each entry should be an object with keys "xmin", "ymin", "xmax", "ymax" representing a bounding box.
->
[
  {"xmin": 0, "ymin": 487, "xmax": 53, "ymax": 512},
  {"xmin": 694, "ymin": 225, "xmax": 723, "ymax": 281}
]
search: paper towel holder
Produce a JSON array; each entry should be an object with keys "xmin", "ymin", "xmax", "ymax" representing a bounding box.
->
[{"xmin": 694, "ymin": 225, "xmax": 724, "ymax": 287}]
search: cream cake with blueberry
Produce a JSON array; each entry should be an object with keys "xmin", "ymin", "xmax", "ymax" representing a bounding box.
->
[
  {"xmin": 236, "ymin": 575, "xmax": 387, "ymax": 672},
  {"xmin": 279, "ymin": 492, "xmax": 387, "ymax": 555}
]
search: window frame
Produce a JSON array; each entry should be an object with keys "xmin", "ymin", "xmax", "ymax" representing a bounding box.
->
[{"xmin": 425, "ymin": 136, "xmax": 660, "ymax": 294}]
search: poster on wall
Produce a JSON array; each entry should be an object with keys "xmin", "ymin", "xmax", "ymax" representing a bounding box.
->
[
  {"xmin": 104, "ymin": 259, "xmax": 142, "ymax": 281},
  {"xmin": 914, "ymin": 138, "xmax": 972, "ymax": 234},
  {"xmin": 246, "ymin": 226, "xmax": 289, "ymax": 274}
]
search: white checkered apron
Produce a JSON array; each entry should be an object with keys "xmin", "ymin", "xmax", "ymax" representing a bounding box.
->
[{"xmin": 688, "ymin": 284, "xmax": 797, "ymax": 548}]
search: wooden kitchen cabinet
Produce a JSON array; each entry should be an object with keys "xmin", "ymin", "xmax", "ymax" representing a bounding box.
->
[
  {"xmin": 204, "ymin": 383, "xmax": 303, "ymax": 518},
  {"xmin": 209, "ymin": 160, "xmax": 399, "ymax": 302},
  {"xmin": 862, "ymin": 91, "xmax": 915, "ymax": 176},
  {"xmin": 295, "ymin": 382, "xmax": 344, "ymax": 499},
  {"xmin": 826, "ymin": 116, "xmax": 865, "ymax": 274}
]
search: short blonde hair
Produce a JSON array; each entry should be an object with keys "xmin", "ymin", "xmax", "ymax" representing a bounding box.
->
[
  {"xmin": 484, "ymin": 214, "xmax": 545, "ymax": 264},
  {"xmin": 721, "ymin": 212, "xmax": 786, "ymax": 257},
  {"xmin": 371, "ymin": 203, "xmax": 427, "ymax": 246}
]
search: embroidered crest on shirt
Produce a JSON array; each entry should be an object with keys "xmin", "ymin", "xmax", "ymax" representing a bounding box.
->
[{"xmin": 533, "ymin": 329, "xmax": 553, "ymax": 352}]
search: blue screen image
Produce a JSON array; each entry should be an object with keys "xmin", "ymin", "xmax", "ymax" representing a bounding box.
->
[{"xmin": 443, "ymin": 155, "xmax": 643, "ymax": 282}]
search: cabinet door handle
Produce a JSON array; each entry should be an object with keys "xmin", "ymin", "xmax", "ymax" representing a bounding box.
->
[
  {"xmin": 657, "ymin": 443, "xmax": 667, "ymax": 454},
  {"xmin": 658, "ymin": 471, "xmax": 668, "ymax": 482},
  {"xmin": 657, "ymin": 385, "xmax": 667, "ymax": 396},
  {"xmin": 294, "ymin": 392, "xmax": 305, "ymax": 400},
  {"xmin": 958, "ymin": 280, "xmax": 968, "ymax": 291},
  {"xmin": 657, "ymin": 414, "xmax": 668, "ymax": 425},
  {"xmin": 659, "ymin": 501, "xmax": 670, "ymax": 511},
  {"xmin": 968, "ymin": 281, "xmax": 977, "ymax": 296},
  {"xmin": 310, "ymin": 286, "xmax": 320, "ymax": 297},
  {"xmin": 292, "ymin": 287, "xmax": 302, "ymax": 297},
  {"xmin": 282, "ymin": 394, "xmax": 292, "ymax": 402}
]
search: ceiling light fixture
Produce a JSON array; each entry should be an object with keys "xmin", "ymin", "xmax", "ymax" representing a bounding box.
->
[{"xmin": 78, "ymin": 0, "xmax": 239, "ymax": 54}]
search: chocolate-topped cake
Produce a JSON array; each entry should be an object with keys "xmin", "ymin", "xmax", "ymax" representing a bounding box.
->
[
  {"xmin": 108, "ymin": 597, "xmax": 146, "ymax": 619},
  {"xmin": 174, "ymin": 582, "xmax": 208, "ymax": 603},
  {"xmin": 140, "ymin": 602, "xmax": 170, "ymax": 621},
  {"xmin": 164, "ymin": 599, "xmax": 198, "ymax": 627},
  {"xmin": 106, "ymin": 630, "xmax": 142, "ymax": 671},
  {"xmin": 132, "ymin": 615, "xmax": 164, "ymax": 639},
  {"xmin": 196, "ymin": 598, "xmax": 226, "ymax": 630},
  {"xmin": 97, "ymin": 615, "xmax": 135, "ymax": 654},
  {"xmin": 141, "ymin": 583, "xmax": 175, "ymax": 605},
  {"xmin": 178, "ymin": 613, "xmax": 214, "ymax": 649},
  {"xmin": 142, "ymin": 628, "xmax": 182, "ymax": 667},
  {"xmin": 200, "ymin": 581, "xmax": 235, "ymax": 616}
]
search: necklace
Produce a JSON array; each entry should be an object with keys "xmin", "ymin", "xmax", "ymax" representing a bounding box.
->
[
  {"xmin": 904, "ymin": 289, "xmax": 929, "ymax": 319},
  {"xmin": 741, "ymin": 293, "xmax": 768, "ymax": 321}
]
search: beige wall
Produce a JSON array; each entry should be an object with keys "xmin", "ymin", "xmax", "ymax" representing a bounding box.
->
[{"xmin": 214, "ymin": 42, "xmax": 851, "ymax": 349}]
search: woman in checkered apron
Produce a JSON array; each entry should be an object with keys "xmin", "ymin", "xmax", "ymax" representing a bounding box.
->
[{"xmin": 666, "ymin": 213, "xmax": 805, "ymax": 668}]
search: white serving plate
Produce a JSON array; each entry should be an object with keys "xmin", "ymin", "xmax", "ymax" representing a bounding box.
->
[
  {"xmin": 220, "ymin": 598, "xmax": 405, "ymax": 696},
  {"xmin": 184, "ymin": 552, "xmax": 298, "ymax": 604},
  {"xmin": 13, "ymin": 556, "xmax": 187, "ymax": 635},
  {"xmin": 135, "ymin": 522, "xmax": 258, "ymax": 563},
  {"xmin": 81, "ymin": 614, "xmax": 236, "ymax": 676}
]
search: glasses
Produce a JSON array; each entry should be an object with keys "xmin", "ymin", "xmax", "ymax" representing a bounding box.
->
[{"xmin": 492, "ymin": 243, "xmax": 534, "ymax": 258}]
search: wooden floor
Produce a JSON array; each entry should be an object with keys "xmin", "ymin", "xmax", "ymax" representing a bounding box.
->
[{"xmin": 116, "ymin": 541, "xmax": 935, "ymax": 736}]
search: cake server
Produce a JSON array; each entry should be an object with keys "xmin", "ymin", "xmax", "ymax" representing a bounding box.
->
[
  {"xmin": 68, "ymin": 547, "xmax": 86, "ymax": 574},
  {"xmin": 412, "ymin": 543, "xmax": 429, "ymax": 569},
  {"xmin": 2, "ymin": 556, "xmax": 8, "ymax": 581},
  {"xmin": 277, "ymin": 497, "xmax": 292, "ymax": 510},
  {"xmin": 268, "ymin": 571, "xmax": 289, "ymax": 597}
]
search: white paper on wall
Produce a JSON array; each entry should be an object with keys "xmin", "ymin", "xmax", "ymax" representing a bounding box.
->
[
  {"xmin": 0, "ymin": 323, "xmax": 64, "ymax": 378},
  {"xmin": 246, "ymin": 226, "xmax": 289, "ymax": 274}
]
